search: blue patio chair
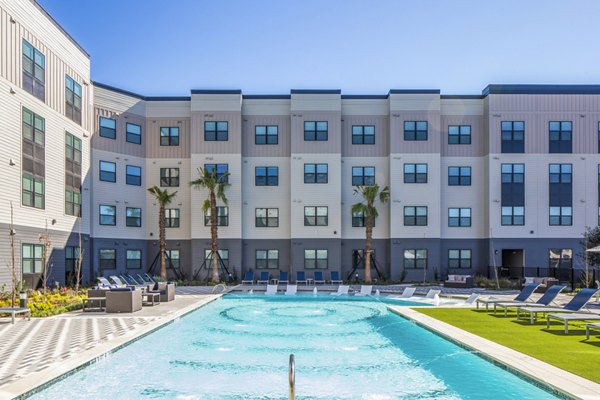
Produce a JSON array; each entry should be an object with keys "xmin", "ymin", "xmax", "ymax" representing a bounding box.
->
[
  {"xmin": 296, "ymin": 271, "xmax": 307, "ymax": 285},
  {"xmin": 257, "ymin": 271, "xmax": 270, "ymax": 284},
  {"xmin": 144, "ymin": 273, "xmax": 158, "ymax": 284},
  {"xmin": 330, "ymin": 271, "xmax": 343, "ymax": 284},
  {"xmin": 242, "ymin": 271, "xmax": 254, "ymax": 285},
  {"xmin": 313, "ymin": 271, "xmax": 325, "ymax": 284},
  {"xmin": 278, "ymin": 271, "xmax": 289, "ymax": 284}
]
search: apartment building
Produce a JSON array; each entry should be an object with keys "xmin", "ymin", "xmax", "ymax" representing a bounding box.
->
[{"xmin": 1, "ymin": 0, "xmax": 598, "ymax": 288}]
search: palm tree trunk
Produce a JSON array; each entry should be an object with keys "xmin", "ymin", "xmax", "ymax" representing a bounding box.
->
[
  {"xmin": 159, "ymin": 204, "xmax": 166, "ymax": 281},
  {"xmin": 210, "ymin": 190, "xmax": 220, "ymax": 283},
  {"xmin": 365, "ymin": 213, "xmax": 373, "ymax": 283}
]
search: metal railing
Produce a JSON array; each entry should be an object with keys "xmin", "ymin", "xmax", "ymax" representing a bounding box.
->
[{"xmin": 288, "ymin": 354, "xmax": 295, "ymax": 400}]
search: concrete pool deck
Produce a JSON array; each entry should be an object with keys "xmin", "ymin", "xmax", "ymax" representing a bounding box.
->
[
  {"xmin": 0, "ymin": 294, "xmax": 221, "ymax": 400},
  {"xmin": 388, "ymin": 306, "xmax": 600, "ymax": 400}
]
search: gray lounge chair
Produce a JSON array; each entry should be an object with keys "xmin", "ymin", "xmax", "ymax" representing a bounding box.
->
[
  {"xmin": 517, "ymin": 288, "xmax": 598, "ymax": 324},
  {"xmin": 586, "ymin": 322, "xmax": 600, "ymax": 340},
  {"xmin": 0, "ymin": 307, "xmax": 31, "ymax": 324},
  {"xmin": 495, "ymin": 285, "xmax": 566, "ymax": 316},
  {"xmin": 476, "ymin": 282, "xmax": 540, "ymax": 312},
  {"xmin": 546, "ymin": 312, "xmax": 600, "ymax": 334}
]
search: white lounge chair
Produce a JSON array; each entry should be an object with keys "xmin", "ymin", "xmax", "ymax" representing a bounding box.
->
[
  {"xmin": 284, "ymin": 284, "xmax": 298, "ymax": 296},
  {"xmin": 388, "ymin": 287, "xmax": 416, "ymax": 299},
  {"xmin": 424, "ymin": 289, "xmax": 441, "ymax": 299},
  {"xmin": 265, "ymin": 284, "xmax": 278, "ymax": 295},
  {"xmin": 330, "ymin": 285, "xmax": 350, "ymax": 296},
  {"xmin": 546, "ymin": 312, "xmax": 600, "ymax": 334},
  {"xmin": 355, "ymin": 285, "xmax": 373, "ymax": 296}
]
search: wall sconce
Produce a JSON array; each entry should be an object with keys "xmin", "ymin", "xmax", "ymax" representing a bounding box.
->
[
  {"xmin": 10, "ymin": 17, "xmax": 16, "ymax": 24},
  {"xmin": 9, "ymin": 159, "xmax": 15, "ymax": 166},
  {"xmin": 9, "ymin": 88, "xmax": 16, "ymax": 94},
  {"xmin": 51, "ymin": 219, "xmax": 57, "ymax": 225}
]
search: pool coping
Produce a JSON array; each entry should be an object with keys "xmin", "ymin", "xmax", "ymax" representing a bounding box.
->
[
  {"xmin": 387, "ymin": 306, "xmax": 600, "ymax": 400},
  {"xmin": 0, "ymin": 295, "xmax": 222, "ymax": 400}
]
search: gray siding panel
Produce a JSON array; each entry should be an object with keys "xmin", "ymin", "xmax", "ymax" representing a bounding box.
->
[
  {"xmin": 241, "ymin": 239, "xmax": 291, "ymax": 274},
  {"xmin": 242, "ymin": 115, "xmax": 291, "ymax": 157},
  {"xmin": 441, "ymin": 115, "xmax": 485, "ymax": 157},
  {"xmin": 291, "ymin": 111, "xmax": 342, "ymax": 154},
  {"xmin": 191, "ymin": 111, "xmax": 242, "ymax": 154},
  {"xmin": 390, "ymin": 111, "xmax": 441, "ymax": 154},
  {"xmin": 341, "ymin": 115, "xmax": 389, "ymax": 157},
  {"xmin": 93, "ymin": 107, "xmax": 146, "ymax": 158}
]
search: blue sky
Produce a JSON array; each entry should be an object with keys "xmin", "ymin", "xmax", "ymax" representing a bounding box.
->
[{"xmin": 39, "ymin": 0, "xmax": 600, "ymax": 96}]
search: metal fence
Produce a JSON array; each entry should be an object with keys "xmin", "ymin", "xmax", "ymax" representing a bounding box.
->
[{"xmin": 487, "ymin": 266, "xmax": 599, "ymax": 289}]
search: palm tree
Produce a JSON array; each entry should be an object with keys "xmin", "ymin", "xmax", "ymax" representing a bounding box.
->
[
  {"xmin": 191, "ymin": 167, "xmax": 230, "ymax": 283},
  {"xmin": 147, "ymin": 186, "xmax": 177, "ymax": 281},
  {"xmin": 351, "ymin": 183, "xmax": 390, "ymax": 283}
]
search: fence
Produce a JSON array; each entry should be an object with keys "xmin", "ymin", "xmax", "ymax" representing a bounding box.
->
[{"xmin": 487, "ymin": 266, "xmax": 599, "ymax": 289}]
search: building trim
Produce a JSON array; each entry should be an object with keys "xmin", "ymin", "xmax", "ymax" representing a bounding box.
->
[
  {"xmin": 483, "ymin": 84, "xmax": 600, "ymax": 95},
  {"xmin": 291, "ymin": 89, "xmax": 342, "ymax": 94},
  {"xmin": 389, "ymin": 89, "xmax": 440, "ymax": 94},
  {"xmin": 191, "ymin": 89, "xmax": 242, "ymax": 94}
]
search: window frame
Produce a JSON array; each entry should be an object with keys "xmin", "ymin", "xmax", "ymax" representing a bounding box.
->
[
  {"xmin": 99, "ymin": 160, "xmax": 116, "ymax": 182},
  {"xmin": 351, "ymin": 125, "xmax": 375, "ymax": 145},
  {"xmin": 99, "ymin": 204, "xmax": 116, "ymax": 226},
  {"xmin": 65, "ymin": 75, "xmax": 82, "ymax": 124},
  {"xmin": 255, "ymin": 208, "xmax": 279, "ymax": 227},
  {"xmin": 160, "ymin": 167, "xmax": 180, "ymax": 187},
  {"xmin": 501, "ymin": 121, "xmax": 524, "ymax": 153},
  {"xmin": 160, "ymin": 127, "xmax": 179, "ymax": 146},
  {"xmin": 501, "ymin": 206, "xmax": 525, "ymax": 226},
  {"xmin": 22, "ymin": 39, "xmax": 45, "ymax": 102},
  {"xmin": 549, "ymin": 121, "xmax": 573, "ymax": 154},
  {"xmin": 448, "ymin": 249, "xmax": 472, "ymax": 269},
  {"xmin": 404, "ymin": 249, "xmax": 428, "ymax": 269},
  {"xmin": 126, "ymin": 165, "xmax": 142, "ymax": 186},
  {"xmin": 304, "ymin": 121, "xmax": 328, "ymax": 141},
  {"xmin": 255, "ymin": 125, "xmax": 278, "ymax": 145},
  {"xmin": 99, "ymin": 116, "xmax": 116, "ymax": 139},
  {"xmin": 352, "ymin": 166, "xmax": 375, "ymax": 186},
  {"xmin": 255, "ymin": 166, "xmax": 279, "ymax": 186},
  {"xmin": 164, "ymin": 208, "xmax": 180, "ymax": 228},
  {"xmin": 448, "ymin": 125, "xmax": 471, "ymax": 145},
  {"xmin": 304, "ymin": 163, "xmax": 328, "ymax": 184},
  {"xmin": 448, "ymin": 166, "xmax": 472, "ymax": 186},
  {"xmin": 125, "ymin": 122, "xmax": 142, "ymax": 145},
  {"xmin": 304, "ymin": 249, "xmax": 328, "ymax": 269},
  {"xmin": 204, "ymin": 164, "xmax": 229, "ymax": 184},
  {"xmin": 256, "ymin": 249, "xmax": 279, "ymax": 269},
  {"xmin": 22, "ymin": 243, "xmax": 44, "ymax": 274},
  {"xmin": 304, "ymin": 206, "xmax": 328, "ymax": 226},
  {"xmin": 99, "ymin": 249, "xmax": 116, "ymax": 270},
  {"xmin": 204, "ymin": 206, "xmax": 229, "ymax": 227},
  {"xmin": 448, "ymin": 207, "xmax": 472, "ymax": 227},
  {"xmin": 404, "ymin": 121, "xmax": 428, "ymax": 141},
  {"xmin": 549, "ymin": 206, "xmax": 572, "ymax": 226},
  {"xmin": 404, "ymin": 163, "xmax": 428, "ymax": 184},
  {"xmin": 403, "ymin": 206, "xmax": 428, "ymax": 226},
  {"xmin": 204, "ymin": 121, "xmax": 228, "ymax": 141},
  {"xmin": 126, "ymin": 207, "xmax": 142, "ymax": 227},
  {"xmin": 126, "ymin": 249, "xmax": 142, "ymax": 269}
]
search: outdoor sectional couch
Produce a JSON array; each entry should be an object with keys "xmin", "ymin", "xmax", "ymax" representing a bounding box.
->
[
  {"xmin": 444, "ymin": 274, "xmax": 474, "ymax": 288},
  {"xmin": 147, "ymin": 282, "xmax": 175, "ymax": 302},
  {"xmin": 105, "ymin": 288, "xmax": 143, "ymax": 313}
]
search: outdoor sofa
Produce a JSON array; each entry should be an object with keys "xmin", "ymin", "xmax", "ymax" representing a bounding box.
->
[
  {"xmin": 105, "ymin": 288, "xmax": 143, "ymax": 313},
  {"xmin": 444, "ymin": 274, "xmax": 474, "ymax": 288}
]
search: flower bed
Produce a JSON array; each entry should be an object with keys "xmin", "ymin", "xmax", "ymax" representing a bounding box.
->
[{"xmin": 0, "ymin": 288, "xmax": 87, "ymax": 317}]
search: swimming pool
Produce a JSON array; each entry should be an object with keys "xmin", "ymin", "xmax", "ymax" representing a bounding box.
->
[{"xmin": 30, "ymin": 294, "xmax": 559, "ymax": 399}]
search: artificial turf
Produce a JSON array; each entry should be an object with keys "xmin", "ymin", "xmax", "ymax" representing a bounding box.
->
[{"xmin": 414, "ymin": 307, "xmax": 600, "ymax": 384}]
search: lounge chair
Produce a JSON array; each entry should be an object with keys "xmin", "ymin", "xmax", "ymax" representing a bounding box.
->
[
  {"xmin": 110, "ymin": 275, "xmax": 128, "ymax": 286},
  {"xmin": 463, "ymin": 293, "xmax": 480, "ymax": 305},
  {"xmin": 495, "ymin": 285, "xmax": 566, "ymax": 316},
  {"xmin": 330, "ymin": 285, "xmax": 350, "ymax": 296},
  {"xmin": 127, "ymin": 274, "xmax": 144, "ymax": 285},
  {"xmin": 476, "ymin": 282, "xmax": 540, "ymax": 312},
  {"xmin": 242, "ymin": 271, "xmax": 254, "ymax": 285},
  {"xmin": 98, "ymin": 276, "xmax": 124, "ymax": 289},
  {"xmin": 330, "ymin": 271, "xmax": 343, "ymax": 284},
  {"xmin": 517, "ymin": 288, "xmax": 599, "ymax": 324},
  {"xmin": 144, "ymin": 273, "xmax": 158, "ymax": 284},
  {"xmin": 257, "ymin": 271, "xmax": 270, "ymax": 285},
  {"xmin": 105, "ymin": 288, "xmax": 143, "ymax": 313},
  {"xmin": 278, "ymin": 271, "xmax": 289, "ymax": 285},
  {"xmin": 284, "ymin": 284, "xmax": 298, "ymax": 296},
  {"xmin": 265, "ymin": 284, "xmax": 278, "ymax": 295},
  {"xmin": 424, "ymin": 289, "xmax": 441, "ymax": 299},
  {"xmin": 388, "ymin": 287, "xmax": 416, "ymax": 299},
  {"xmin": 0, "ymin": 308, "xmax": 31, "ymax": 324},
  {"xmin": 586, "ymin": 322, "xmax": 600, "ymax": 340},
  {"xmin": 355, "ymin": 285, "xmax": 373, "ymax": 296},
  {"xmin": 314, "ymin": 271, "xmax": 325, "ymax": 285},
  {"xmin": 137, "ymin": 274, "xmax": 153, "ymax": 285},
  {"xmin": 546, "ymin": 312, "xmax": 600, "ymax": 334},
  {"xmin": 296, "ymin": 271, "xmax": 307, "ymax": 285}
]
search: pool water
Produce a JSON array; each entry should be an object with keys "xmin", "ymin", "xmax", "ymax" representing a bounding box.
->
[{"xmin": 30, "ymin": 294, "xmax": 559, "ymax": 399}]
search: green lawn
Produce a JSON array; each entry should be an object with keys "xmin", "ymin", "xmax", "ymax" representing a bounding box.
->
[{"xmin": 415, "ymin": 308, "xmax": 600, "ymax": 383}]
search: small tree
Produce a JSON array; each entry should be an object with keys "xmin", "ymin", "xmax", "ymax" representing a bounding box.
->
[
  {"xmin": 191, "ymin": 167, "xmax": 230, "ymax": 283},
  {"xmin": 148, "ymin": 186, "xmax": 178, "ymax": 281},
  {"xmin": 38, "ymin": 220, "xmax": 52, "ymax": 300},
  {"xmin": 8, "ymin": 202, "xmax": 19, "ymax": 307},
  {"xmin": 74, "ymin": 216, "xmax": 84, "ymax": 291},
  {"xmin": 581, "ymin": 226, "xmax": 600, "ymax": 288},
  {"xmin": 351, "ymin": 183, "xmax": 390, "ymax": 283}
]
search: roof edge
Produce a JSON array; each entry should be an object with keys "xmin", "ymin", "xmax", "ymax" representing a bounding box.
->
[
  {"xmin": 291, "ymin": 89, "xmax": 342, "ymax": 95},
  {"xmin": 483, "ymin": 84, "xmax": 600, "ymax": 96},
  {"xmin": 191, "ymin": 89, "xmax": 242, "ymax": 95}
]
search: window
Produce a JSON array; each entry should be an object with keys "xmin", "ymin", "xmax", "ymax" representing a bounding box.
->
[
  {"xmin": 404, "ymin": 206, "xmax": 427, "ymax": 226},
  {"xmin": 65, "ymin": 132, "xmax": 82, "ymax": 165},
  {"xmin": 126, "ymin": 207, "xmax": 142, "ymax": 227},
  {"xmin": 65, "ymin": 189, "xmax": 81, "ymax": 216},
  {"xmin": 304, "ymin": 164, "xmax": 328, "ymax": 183},
  {"xmin": 501, "ymin": 121, "xmax": 524, "ymax": 153},
  {"xmin": 204, "ymin": 206, "xmax": 229, "ymax": 226},
  {"xmin": 448, "ymin": 167, "xmax": 471, "ymax": 186},
  {"xmin": 404, "ymin": 164, "xmax": 427, "ymax": 183},
  {"xmin": 598, "ymin": 122, "xmax": 600, "ymax": 153},
  {"xmin": 256, "ymin": 250, "xmax": 279, "ymax": 269},
  {"xmin": 549, "ymin": 164, "xmax": 572, "ymax": 184},
  {"xmin": 255, "ymin": 125, "xmax": 278, "ymax": 145},
  {"xmin": 352, "ymin": 125, "xmax": 375, "ymax": 144},
  {"xmin": 126, "ymin": 123, "xmax": 142, "ymax": 144},
  {"xmin": 352, "ymin": 167, "xmax": 375, "ymax": 186},
  {"xmin": 255, "ymin": 208, "xmax": 279, "ymax": 227},
  {"xmin": 549, "ymin": 121, "xmax": 572, "ymax": 153},
  {"xmin": 549, "ymin": 249, "xmax": 572, "ymax": 269},
  {"xmin": 65, "ymin": 75, "xmax": 82, "ymax": 124},
  {"xmin": 404, "ymin": 249, "xmax": 427, "ymax": 269},
  {"xmin": 65, "ymin": 246, "xmax": 80, "ymax": 279},
  {"xmin": 501, "ymin": 206, "xmax": 524, "ymax": 226},
  {"xmin": 204, "ymin": 121, "xmax": 228, "ymax": 141},
  {"xmin": 22, "ymin": 176, "xmax": 44, "ymax": 209},
  {"xmin": 448, "ymin": 125, "xmax": 471, "ymax": 144},
  {"xmin": 99, "ymin": 117, "xmax": 116, "ymax": 139},
  {"xmin": 160, "ymin": 127, "xmax": 179, "ymax": 146},
  {"xmin": 304, "ymin": 121, "xmax": 328, "ymax": 141},
  {"xmin": 448, "ymin": 208, "xmax": 471, "ymax": 227},
  {"xmin": 204, "ymin": 164, "xmax": 229, "ymax": 183},
  {"xmin": 99, "ymin": 249, "xmax": 116, "ymax": 270},
  {"xmin": 204, "ymin": 249, "xmax": 229, "ymax": 268},
  {"xmin": 22, "ymin": 244, "xmax": 43, "ymax": 274},
  {"xmin": 99, "ymin": 205, "xmax": 116, "ymax": 226},
  {"xmin": 22, "ymin": 40, "xmax": 45, "ymax": 101},
  {"xmin": 99, "ymin": 161, "xmax": 116, "ymax": 182},
  {"xmin": 22, "ymin": 107, "xmax": 45, "ymax": 145},
  {"xmin": 126, "ymin": 165, "xmax": 142, "ymax": 186},
  {"xmin": 304, "ymin": 249, "xmax": 328, "ymax": 269},
  {"xmin": 352, "ymin": 210, "xmax": 375, "ymax": 227},
  {"xmin": 549, "ymin": 207, "xmax": 572, "ymax": 226},
  {"xmin": 166, "ymin": 250, "xmax": 180, "ymax": 269},
  {"xmin": 448, "ymin": 249, "xmax": 471, "ymax": 269},
  {"xmin": 160, "ymin": 168, "xmax": 179, "ymax": 187},
  {"xmin": 502, "ymin": 164, "xmax": 525, "ymax": 184},
  {"xmin": 255, "ymin": 167, "xmax": 278, "ymax": 186},
  {"xmin": 126, "ymin": 250, "xmax": 142, "ymax": 269},
  {"xmin": 304, "ymin": 206, "xmax": 328, "ymax": 226},
  {"xmin": 164, "ymin": 208, "xmax": 180, "ymax": 228},
  {"xmin": 404, "ymin": 121, "xmax": 427, "ymax": 141}
]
